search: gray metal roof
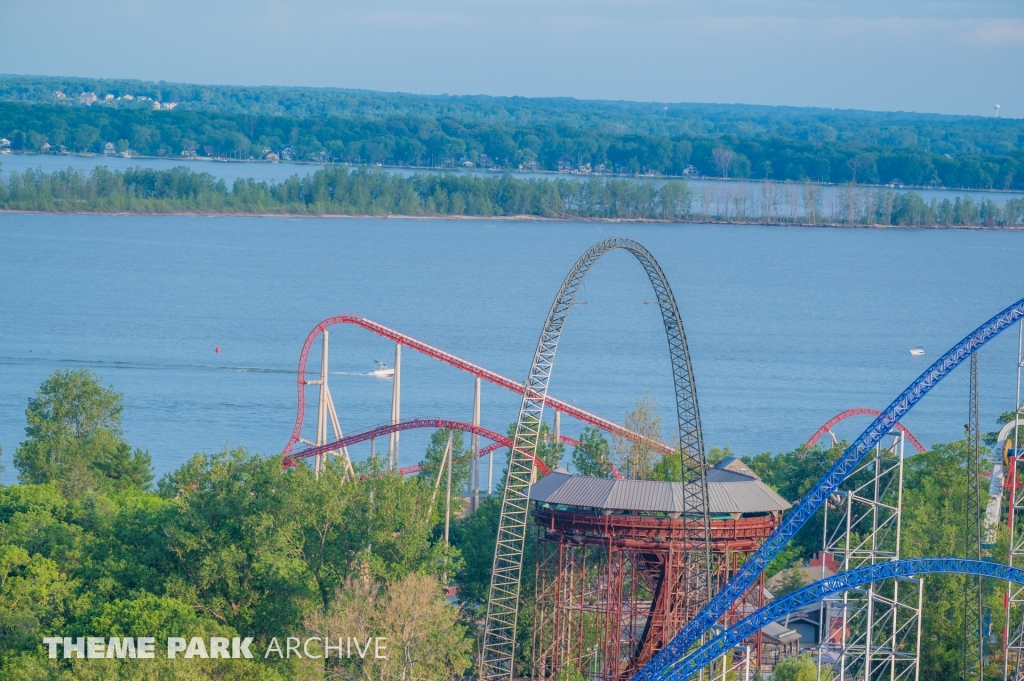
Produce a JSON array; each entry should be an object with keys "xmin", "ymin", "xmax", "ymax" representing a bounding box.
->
[{"xmin": 529, "ymin": 470, "xmax": 790, "ymax": 515}]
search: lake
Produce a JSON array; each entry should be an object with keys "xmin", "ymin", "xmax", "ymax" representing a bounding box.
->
[{"xmin": 2, "ymin": 214, "xmax": 1023, "ymax": 484}]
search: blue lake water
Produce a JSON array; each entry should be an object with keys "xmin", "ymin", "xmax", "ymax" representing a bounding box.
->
[{"xmin": 2, "ymin": 213, "xmax": 1023, "ymax": 485}]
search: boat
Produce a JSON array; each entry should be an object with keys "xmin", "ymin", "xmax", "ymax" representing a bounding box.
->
[
  {"xmin": 369, "ymin": 361, "xmax": 395, "ymax": 378},
  {"xmin": 910, "ymin": 348, "xmax": 925, "ymax": 356}
]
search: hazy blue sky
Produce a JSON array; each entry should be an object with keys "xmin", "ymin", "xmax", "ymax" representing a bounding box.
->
[{"xmin": 3, "ymin": 0, "xmax": 1021, "ymax": 117}]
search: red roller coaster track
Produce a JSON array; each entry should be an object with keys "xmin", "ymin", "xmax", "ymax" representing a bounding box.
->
[
  {"xmin": 286, "ymin": 417, "xmax": 553, "ymax": 476},
  {"xmin": 285, "ymin": 417, "xmax": 631, "ymax": 480},
  {"xmin": 805, "ymin": 407, "xmax": 926, "ymax": 453},
  {"xmin": 283, "ymin": 315, "xmax": 674, "ymax": 458}
]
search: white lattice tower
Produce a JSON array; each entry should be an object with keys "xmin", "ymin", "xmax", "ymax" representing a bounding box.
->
[
  {"xmin": 1004, "ymin": 321, "xmax": 1024, "ymax": 681},
  {"xmin": 817, "ymin": 430, "xmax": 923, "ymax": 681}
]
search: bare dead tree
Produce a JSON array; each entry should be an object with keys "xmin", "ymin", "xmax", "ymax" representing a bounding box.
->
[
  {"xmin": 699, "ymin": 184, "xmax": 713, "ymax": 220},
  {"xmin": 803, "ymin": 181, "xmax": 822, "ymax": 224},
  {"xmin": 787, "ymin": 183, "xmax": 800, "ymax": 223},
  {"xmin": 712, "ymin": 147, "xmax": 736, "ymax": 179}
]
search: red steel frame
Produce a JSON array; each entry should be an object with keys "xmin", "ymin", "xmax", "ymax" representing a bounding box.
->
[
  {"xmin": 283, "ymin": 316, "xmax": 674, "ymax": 459},
  {"xmin": 286, "ymin": 417, "xmax": 552, "ymax": 475},
  {"xmin": 284, "ymin": 416, "xmax": 629, "ymax": 480},
  {"xmin": 532, "ymin": 508, "xmax": 782, "ymax": 680},
  {"xmin": 805, "ymin": 407, "xmax": 926, "ymax": 453}
]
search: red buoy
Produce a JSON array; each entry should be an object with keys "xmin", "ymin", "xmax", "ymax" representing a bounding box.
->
[{"xmin": 215, "ymin": 346, "xmax": 220, "ymax": 353}]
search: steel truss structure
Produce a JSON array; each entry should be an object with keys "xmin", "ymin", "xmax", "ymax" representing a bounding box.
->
[
  {"xmin": 666, "ymin": 559, "xmax": 1024, "ymax": 681},
  {"xmin": 1004, "ymin": 321, "xmax": 1024, "ymax": 681},
  {"xmin": 482, "ymin": 238, "xmax": 711, "ymax": 680},
  {"xmin": 816, "ymin": 430, "xmax": 922, "ymax": 681},
  {"xmin": 531, "ymin": 509, "xmax": 779, "ymax": 681},
  {"xmin": 966, "ymin": 354, "xmax": 984, "ymax": 681},
  {"xmin": 307, "ymin": 330, "xmax": 354, "ymax": 479},
  {"xmin": 638, "ymin": 296, "xmax": 1024, "ymax": 681}
]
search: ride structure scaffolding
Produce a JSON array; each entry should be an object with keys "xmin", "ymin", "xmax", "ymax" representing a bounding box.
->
[
  {"xmin": 305, "ymin": 330, "xmax": 354, "ymax": 479},
  {"xmin": 966, "ymin": 353, "xmax": 984, "ymax": 681},
  {"xmin": 530, "ymin": 463, "xmax": 789, "ymax": 681},
  {"xmin": 817, "ymin": 429, "xmax": 923, "ymax": 681},
  {"xmin": 1004, "ymin": 321, "xmax": 1024, "ymax": 681}
]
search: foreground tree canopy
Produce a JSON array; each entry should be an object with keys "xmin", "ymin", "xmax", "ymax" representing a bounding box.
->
[{"xmin": 0, "ymin": 369, "xmax": 1013, "ymax": 678}]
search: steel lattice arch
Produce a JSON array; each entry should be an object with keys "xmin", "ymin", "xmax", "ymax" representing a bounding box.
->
[
  {"xmin": 481, "ymin": 238, "xmax": 712, "ymax": 680},
  {"xmin": 636, "ymin": 295, "xmax": 1024, "ymax": 681}
]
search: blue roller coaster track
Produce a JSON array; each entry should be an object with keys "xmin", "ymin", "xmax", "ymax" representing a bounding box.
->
[
  {"xmin": 665, "ymin": 558, "xmax": 1024, "ymax": 680},
  {"xmin": 635, "ymin": 295, "xmax": 1024, "ymax": 680}
]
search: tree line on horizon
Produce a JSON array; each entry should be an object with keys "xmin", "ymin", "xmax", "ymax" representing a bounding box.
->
[
  {"xmin": 2, "ymin": 163, "xmax": 1023, "ymax": 227},
  {"xmin": 3, "ymin": 74, "xmax": 1019, "ymax": 152},
  {"xmin": 1, "ymin": 96, "xmax": 1022, "ymax": 191},
  {"xmin": 0, "ymin": 369, "xmax": 1011, "ymax": 679}
]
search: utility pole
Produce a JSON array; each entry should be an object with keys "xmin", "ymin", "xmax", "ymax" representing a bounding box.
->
[{"xmin": 965, "ymin": 353, "xmax": 984, "ymax": 681}]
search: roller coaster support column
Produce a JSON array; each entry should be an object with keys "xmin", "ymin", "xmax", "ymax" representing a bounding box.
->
[
  {"xmin": 389, "ymin": 344, "xmax": 402, "ymax": 469},
  {"xmin": 473, "ymin": 377, "xmax": 481, "ymax": 511},
  {"xmin": 817, "ymin": 429, "xmax": 921, "ymax": 681},
  {"xmin": 966, "ymin": 353, "xmax": 984, "ymax": 681},
  {"xmin": 1005, "ymin": 321, "xmax": 1024, "ymax": 681},
  {"xmin": 311, "ymin": 331, "xmax": 352, "ymax": 479},
  {"xmin": 315, "ymin": 332, "xmax": 328, "ymax": 477}
]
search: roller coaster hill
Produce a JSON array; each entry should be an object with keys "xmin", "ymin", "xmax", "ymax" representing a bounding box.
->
[{"xmin": 281, "ymin": 237, "xmax": 1024, "ymax": 681}]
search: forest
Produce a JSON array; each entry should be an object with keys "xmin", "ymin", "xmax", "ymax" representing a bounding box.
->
[
  {"xmin": 0, "ymin": 369, "xmax": 1011, "ymax": 679},
  {"xmin": 2, "ymin": 164, "xmax": 1023, "ymax": 227},
  {"xmin": 1, "ymin": 74, "xmax": 1022, "ymax": 190}
]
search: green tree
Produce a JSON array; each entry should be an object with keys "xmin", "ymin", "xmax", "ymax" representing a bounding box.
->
[
  {"xmin": 770, "ymin": 567, "xmax": 809, "ymax": 597},
  {"xmin": 158, "ymin": 447, "xmax": 316, "ymax": 639},
  {"xmin": 504, "ymin": 418, "xmax": 564, "ymax": 474},
  {"xmin": 303, "ymin": 572, "xmax": 472, "ymax": 681},
  {"xmin": 571, "ymin": 427, "xmax": 613, "ymax": 477},
  {"xmin": 613, "ymin": 395, "xmax": 662, "ymax": 480},
  {"xmin": 651, "ymin": 445, "xmax": 735, "ymax": 481},
  {"xmin": 554, "ymin": 663, "xmax": 586, "ymax": 681},
  {"xmin": 743, "ymin": 443, "xmax": 842, "ymax": 561},
  {"xmin": 417, "ymin": 428, "xmax": 470, "ymax": 495},
  {"xmin": 773, "ymin": 654, "xmax": 829, "ymax": 681},
  {"xmin": 14, "ymin": 369, "xmax": 152, "ymax": 495}
]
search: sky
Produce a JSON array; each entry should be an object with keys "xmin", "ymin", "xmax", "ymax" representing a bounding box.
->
[{"xmin": 2, "ymin": 0, "xmax": 1022, "ymax": 117}]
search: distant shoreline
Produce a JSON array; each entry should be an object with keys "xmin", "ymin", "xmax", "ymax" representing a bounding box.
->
[
  {"xmin": 4, "ymin": 207, "xmax": 1020, "ymax": 231},
  {"xmin": 3, "ymin": 163, "xmax": 1021, "ymax": 228},
  {"xmin": 3, "ymin": 150, "xmax": 1023, "ymax": 197}
]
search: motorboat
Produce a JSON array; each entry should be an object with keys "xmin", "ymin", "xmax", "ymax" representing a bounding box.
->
[
  {"xmin": 369, "ymin": 361, "xmax": 395, "ymax": 378},
  {"xmin": 910, "ymin": 348, "xmax": 925, "ymax": 356}
]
